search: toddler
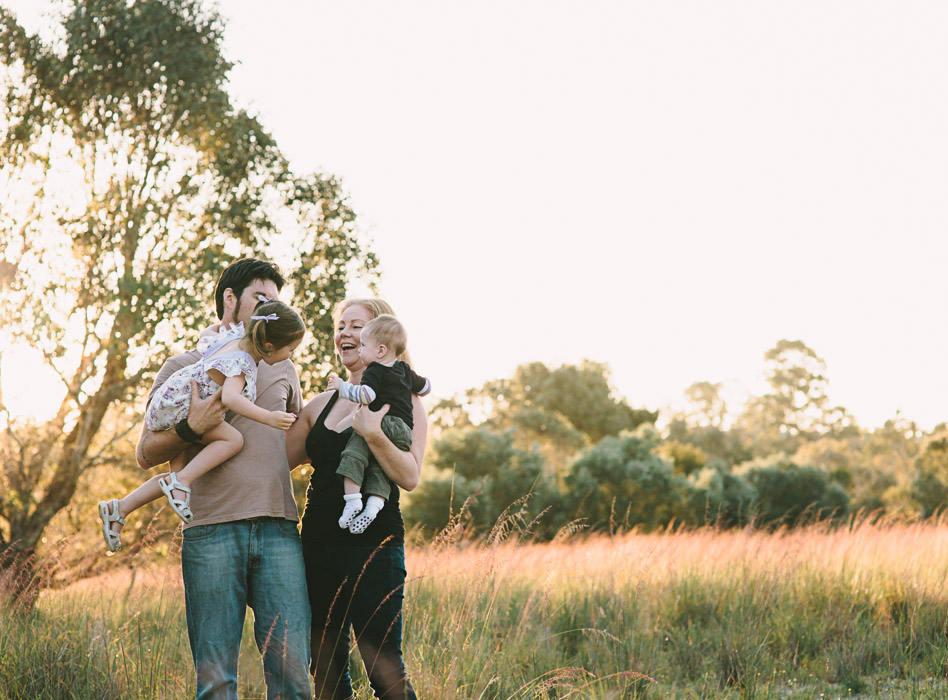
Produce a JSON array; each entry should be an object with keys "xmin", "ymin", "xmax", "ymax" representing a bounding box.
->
[{"xmin": 327, "ymin": 314, "xmax": 429, "ymax": 534}]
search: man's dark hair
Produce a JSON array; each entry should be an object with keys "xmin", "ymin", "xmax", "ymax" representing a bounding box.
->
[{"xmin": 214, "ymin": 258, "xmax": 286, "ymax": 319}]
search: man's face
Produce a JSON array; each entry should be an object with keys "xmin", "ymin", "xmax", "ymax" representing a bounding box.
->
[{"xmin": 230, "ymin": 279, "xmax": 280, "ymax": 325}]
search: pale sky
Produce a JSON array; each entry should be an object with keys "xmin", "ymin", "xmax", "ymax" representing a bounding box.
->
[{"xmin": 5, "ymin": 0, "xmax": 948, "ymax": 430}]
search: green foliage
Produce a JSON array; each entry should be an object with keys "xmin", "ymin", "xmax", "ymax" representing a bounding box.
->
[
  {"xmin": 792, "ymin": 419, "xmax": 922, "ymax": 516},
  {"xmin": 689, "ymin": 461, "xmax": 756, "ymax": 528},
  {"xmin": 665, "ymin": 418, "xmax": 754, "ymax": 466},
  {"xmin": 655, "ymin": 439, "xmax": 707, "ymax": 476},
  {"xmin": 405, "ymin": 426, "xmax": 557, "ymax": 537},
  {"xmin": 681, "ymin": 380, "xmax": 728, "ymax": 428},
  {"xmin": 736, "ymin": 340, "xmax": 854, "ymax": 456},
  {"xmin": 0, "ymin": 0, "xmax": 375, "ymax": 582},
  {"xmin": 740, "ymin": 461, "xmax": 850, "ymax": 528},
  {"xmin": 562, "ymin": 427, "xmax": 691, "ymax": 532},
  {"xmin": 506, "ymin": 361, "xmax": 656, "ymax": 444},
  {"xmin": 453, "ymin": 360, "xmax": 656, "ymax": 470},
  {"xmin": 913, "ymin": 437, "xmax": 948, "ymax": 518}
]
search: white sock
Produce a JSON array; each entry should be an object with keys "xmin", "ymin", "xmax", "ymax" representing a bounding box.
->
[
  {"xmin": 339, "ymin": 493, "xmax": 363, "ymax": 528},
  {"xmin": 348, "ymin": 495, "xmax": 386, "ymax": 534}
]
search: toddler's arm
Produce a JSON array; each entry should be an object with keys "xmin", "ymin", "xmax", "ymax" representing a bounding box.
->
[
  {"xmin": 407, "ymin": 368, "xmax": 431, "ymax": 397},
  {"xmin": 209, "ymin": 370, "xmax": 296, "ymax": 430},
  {"xmin": 327, "ymin": 373, "xmax": 376, "ymax": 405}
]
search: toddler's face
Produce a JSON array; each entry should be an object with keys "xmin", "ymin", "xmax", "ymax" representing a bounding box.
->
[
  {"xmin": 358, "ymin": 333, "xmax": 384, "ymax": 365},
  {"xmin": 264, "ymin": 336, "xmax": 303, "ymax": 365}
]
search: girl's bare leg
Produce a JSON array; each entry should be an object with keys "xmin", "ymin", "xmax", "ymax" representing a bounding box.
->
[
  {"xmin": 105, "ymin": 453, "xmax": 185, "ymax": 536},
  {"xmin": 173, "ymin": 421, "xmax": 243, "ymax": 492}
]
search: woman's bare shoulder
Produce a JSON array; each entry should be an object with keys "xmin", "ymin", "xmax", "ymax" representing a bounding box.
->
[{"xmin": 299, "ymin": 390, "xmax": 335, "ymax": 420}]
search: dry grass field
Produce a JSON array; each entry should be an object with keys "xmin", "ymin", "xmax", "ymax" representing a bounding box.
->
[{"xmin": 4, "ymin": 520, "xmax": 948, "ymax": 698}]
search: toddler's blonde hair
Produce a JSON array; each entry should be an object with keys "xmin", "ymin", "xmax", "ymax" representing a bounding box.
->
[{"xmin": 362, "ymin": 314, "xmax": 407, "ymax": 356}]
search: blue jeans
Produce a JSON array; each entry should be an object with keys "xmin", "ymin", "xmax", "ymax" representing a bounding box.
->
[
  {"xmin": 182, "ymin": 518, "xmax": 312, "ymax": 700},
  {"xmin": 304, "ymin": 543, "xmax": 416, "ymax": 700}
]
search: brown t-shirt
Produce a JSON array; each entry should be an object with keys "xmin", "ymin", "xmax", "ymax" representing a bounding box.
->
[{"xmin": 147, "ymin": 349, "xmax": 302, "ymax": 529}]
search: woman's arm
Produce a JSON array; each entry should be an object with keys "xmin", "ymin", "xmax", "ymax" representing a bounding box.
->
[
  {"xmin": 353, "ymin": 394, "xmax": 427, "ymax": 491},
  {"xmin": 285, "ymin": 391, "xmax": 333, "ymax": 469}
]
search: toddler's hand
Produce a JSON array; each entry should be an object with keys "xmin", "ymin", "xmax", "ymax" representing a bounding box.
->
[
  {"xmin": 327, "ymin": 374, "xmax": 342, "ymax": 392},
  {"xmin": 268, "ymin": 411, "xmax": 297, "ymax": 430}
]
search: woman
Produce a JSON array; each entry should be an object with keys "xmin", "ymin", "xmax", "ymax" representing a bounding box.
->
[{"xmin": 286, "ymin": 298, "xmax": 426, "ymax": 700}]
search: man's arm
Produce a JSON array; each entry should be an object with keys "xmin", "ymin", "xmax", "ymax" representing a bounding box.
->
[{"xmin": 135, "ymin": 379, "xmax": 225, "ymax": 470}]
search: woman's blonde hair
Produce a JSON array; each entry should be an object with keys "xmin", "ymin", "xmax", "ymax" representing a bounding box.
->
[
  {"xmin": 246, "ymin": 300, "xmax": 305, "ymax": 357},
  {"xmin": 333, "ymin": 297, "xmax": 413, "ymax": 365}
]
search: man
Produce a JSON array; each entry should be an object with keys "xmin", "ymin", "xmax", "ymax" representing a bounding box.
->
[{"xmin": 136, "ymin": 258, "xmax": 311, "ymax": 700}]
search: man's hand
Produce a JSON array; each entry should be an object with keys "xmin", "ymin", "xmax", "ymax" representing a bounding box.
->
[
  {"xmin": 352, "ymin": 403, "xmax": 388, "ymax": 439},
  {"xmin": 188, "ymin": 379, "xmax": 225, "ymax": 434},
  {"xmin": 326, "ymin": 373, "xmax": 343, "ymax": 392},
  {"xmin": 265, "ymin": 411, "xmax": 297, "ymax": 430}
]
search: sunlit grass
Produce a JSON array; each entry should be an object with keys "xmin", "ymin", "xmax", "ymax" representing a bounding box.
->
[{"xmin": 5, "ymin": 519, "xmax": 948, "ymax": 698}]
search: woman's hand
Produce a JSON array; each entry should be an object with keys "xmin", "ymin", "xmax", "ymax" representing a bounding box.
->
[
  {"xmin": 356, "ymin": 398, "xmax": 427, "ymax": 491},
  {"xmin": 351, "ymin": 402, "xmax": 388, "ymax": 439}
]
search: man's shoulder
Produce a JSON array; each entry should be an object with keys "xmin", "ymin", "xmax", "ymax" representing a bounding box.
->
[
  {"xmin": 259, "ymin": 358, "xmax": 298, "ymax": 381},
  {"xmin": 148, "ymin": 349, "xmax": 201, "ymax": 403}
]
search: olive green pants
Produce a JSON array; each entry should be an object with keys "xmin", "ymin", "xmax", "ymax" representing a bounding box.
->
[{"xmin": 336, "ymin": 415, "xmax": 412, "ymax": 499}]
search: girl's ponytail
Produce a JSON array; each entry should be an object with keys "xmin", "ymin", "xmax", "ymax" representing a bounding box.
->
[{"xmin": 246, "ymin": 300, "xmax": 305, "ymax": 356}]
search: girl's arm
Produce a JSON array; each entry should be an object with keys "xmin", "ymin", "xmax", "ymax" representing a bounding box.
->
[
  {"xmin": 352, "ymin": 394, "xmax": 427, "ymax": 491},
  {"xmin": 285, "ymin": 391, "xmax": 334, "ymax": 468},
  {"xmin": 208, "ymin": 370, "xmax": 296, "ymax": 430}
]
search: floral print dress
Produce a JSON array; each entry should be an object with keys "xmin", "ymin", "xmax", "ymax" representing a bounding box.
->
[{"xmin": 145, "ymin": 322, "xmax": 258, "ymax": 431}]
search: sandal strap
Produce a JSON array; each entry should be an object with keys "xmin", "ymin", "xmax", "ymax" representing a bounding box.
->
[
  {"xmin": 107, "ymin": 498, "xmax": 126, "ymax": 525},
  {"xmin": 165, "ymin": 472, "xmax": 191, "ymax": 493}
]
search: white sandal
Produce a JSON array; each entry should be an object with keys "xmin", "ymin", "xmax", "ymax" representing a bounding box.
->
[
  {"xmin": 158, "ymin": 472, "xmax": 193, "ymax": 522},
  {"xmin": 98, "ymin": 499, "xmax": 126, "ymax": 552}
]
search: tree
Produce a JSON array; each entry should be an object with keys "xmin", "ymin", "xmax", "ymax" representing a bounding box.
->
[
  {"xmin": 449, "ymin": 360, "xmax": 656, "ymax": 473},
  {"xmin": 562, "ymin": 427, "xmax": 692, "ymax": 532},
  {"xmin": 912, "ymin": 437, "xmax": 948, "ymax": 518},
  {"xmin": 689, "ymin": 461, "xmax": 756, "ymax": 528},
  {"xmin": 404, "ymin": 426, "xmax": 557, "ymax": 538},
  {"xmin": 739, "ymin": 461, "xmax": 850, "ymax": 528},
  {"xmin": 791, "ymin": 416, "xmax": 922, "ymax": 516},
  {"xmin": 737, "ymin": 340, "xmax": 852, "ymax": 456},
  {"xmin": 681, "ymin": 381, "xmax": 728, "ymax": 429},
  {"xmin": 0, "ymin": 0, "xmax": 376, "ymax": 602}
]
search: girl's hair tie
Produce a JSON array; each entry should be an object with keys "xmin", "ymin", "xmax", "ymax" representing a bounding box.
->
[{"xmin": 251, "ymin": 313, "xmax": 279, "ymax": 322}]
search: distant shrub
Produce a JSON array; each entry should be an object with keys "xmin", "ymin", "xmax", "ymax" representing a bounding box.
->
[
  {"xmin": 740, "ymin": 461, "xmax": 850, "ymax": 528},
  {"xmin": 689, "ymin": 460, "xmax": 756, "ymax": 528},
  {"xmin": 562, "ymin": 427, "xmax": 693, "ymax": 532}
]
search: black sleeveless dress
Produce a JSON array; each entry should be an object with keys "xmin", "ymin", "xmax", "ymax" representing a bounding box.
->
[
  {"xmin": 300, "ymin": 390, "xmax": 405, "ymax": 547},
  {"xmin": 299, "ymin": 392, "xmax": 417, "ymax": 699}
]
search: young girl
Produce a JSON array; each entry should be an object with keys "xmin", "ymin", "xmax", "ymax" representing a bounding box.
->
[
  {"xmin": 98, "ymin": 300, "xmax": 305, "ymax": 552},
  {"xmin": 327, "ymin": 314, "xmax": 430, "ymax": 534}
]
